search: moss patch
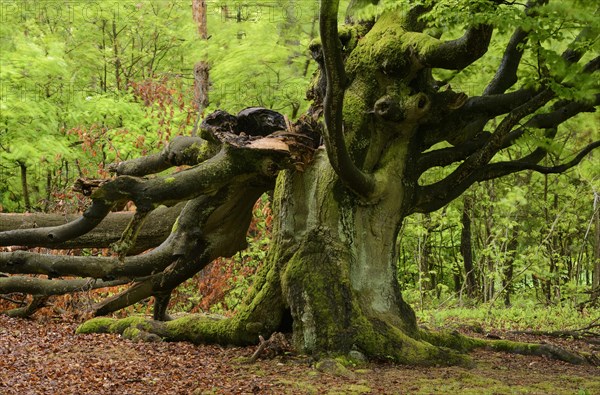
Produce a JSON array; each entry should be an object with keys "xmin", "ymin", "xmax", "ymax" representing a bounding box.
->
[
  {"xmin": 315, "ymin": 358, "xmax": 355, "ymax": 379},
  {"xmin": 75, "ymin": 317, "xmax": 115, "ymax": 334},
  {"xmin": 109, "ymin": 316, "xmax": 150, "ymax": 334}
]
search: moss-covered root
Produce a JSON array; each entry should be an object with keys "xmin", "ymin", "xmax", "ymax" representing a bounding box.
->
[
  {"xmin": 352, "ymin": 317, "xmax": 473, "ymax": 367},
  {"xmin": 486, "ymin": 340, "xmax": 591, "ymax": 365},
  {"xmin": 76, "ymin": 313, "xmax": 276, "ymax": 346},
  {"xmin": 421, "ymin": 329, "xmax": 593, "ymax": 365},
  {"xmin": 76, "ymin": 316, "xmax": 165, "ymax": 342}
]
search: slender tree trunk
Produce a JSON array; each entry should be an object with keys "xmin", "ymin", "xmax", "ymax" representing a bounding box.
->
[
  {"xmin": 101, "ymin": 20, "xmax": 107, "ymax": 92},
  {"xmin": 44, "ymin": 170, "xmax": 52, "ymax": 212},
  {"xmin": 18, "ymin": 161, "xmax": 31, "ymax": 212},
  {"xmin": 111, "ymin": 15, "xmax": 122, "ymax": 91},
  {"xmin": 419, "ymin": 214, "xmax": 435, "ymax": 292},
  {"xmin": 461, "ymin": 195, "xmax": 477, "ymax": 298},
  {"xmin": 593, "ymin": 192, "xmax": 600, "ymax": 299},
  {"xmin": 191, "ymin": 0, "xmax": 210, "ymax": 136},
  {"xmin": 502, "ymin": 227, "xmax": 518, "ymax": 307},
  {"xmin": 483, "ymin": 181, "xmax": 496, "ymax": 302}
]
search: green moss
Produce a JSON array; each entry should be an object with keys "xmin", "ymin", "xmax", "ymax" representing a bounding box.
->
[
  {"xmin": 401, "ymin": 31, "xmax": 440, "ymax": 56},
  {"xmin": 276, "ymin": 378, "xmax": 318, "ymax": 394},
  {"xmin": 315, "ymin": 358, "xmax": 355, "ymax": 379},
  {"xmin": 109, "ymin": 316, "xmax": 150, "ymax": 334},
  {"xmin": 76, "ymin": 317, "xmax": 115, "ymax": 334},
  {"xmin": 281, "ymin": 231, "xmax": 356, "ymax": 354},
  {"xmin": 346, "ymin": 12, "xmax": 410, "ymax": 76},
  {"xmin": 163, "ymin": 313, "xmax": 263, "ymax": 345},
  {"xmin": 122, "ymin": 326, "xmax": 142, "ymax": 341},
  {"xmin": 328, "ymin": 383, "xmax": 372, "ymax": 395},
  {"xmin": 419, "ymin": 329, "xmax": 482, "ymax": 352},
  {"xmin": 352, "ymin": 313, "xmax": 473, "ymax": 366},
  {"xmin": 338, "ymin": 24, "xmax": 369, "ymax": 54},
  {"xmin": 171, "ymin": 216, "xmax": 179, "ymax": 232},
  {"xmin": 164, "ymin": 177, "xmax": 176, "ymax": 184},
  {"xmin": 343, "ymin": 78, "xmax": 376, "ymax": 137},
  {"xmin": 487, "ymin": 339, "xmax": 539, "ymax": 353}
]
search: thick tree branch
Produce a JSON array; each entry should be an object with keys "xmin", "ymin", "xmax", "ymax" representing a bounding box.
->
[
  {"xmin": 561, "ymin": 16, "xmax": 600, "ymax": 64},
  {"xmin": 418, "ymin": 24, "xmax": 493, "ymax": 70},
  {"xmin": 428, "ymin": 20, "xmax": 598, "ymax": 149},
  {"xmin": 1, "ymin": 108, "xmax": 315, "ymax": 315},
  {"xmin": 478, "ymin": 140, "xmax": 600, "ymax": 181},
  {"xmin": 460, "ymin": 89, "xmax": 537, "ymax": 117},
  {"xmin": 414, "ymin": 89, "xmax": 555, "ymax": 212},
  {"xmin": 0, "ymin": 276, "xmax": 130, "ymax": 296},
  {"xmin": 93, "ymin": 250, "xmax": 209, "ymax": 316},
  {"xmin": 484, "ymin": 26, "xmax": 529, "ymax": 94},
  {"xmin": 0, "ymin": 201, "xmax": 113, "ymax": 247},
  {"xmin": 93, "ymin": 177, "xmax": 268, "ymax": 316},
  {"xmin": 93, "ymin": 144, "xmax": 287, "ymax": 210},
  {"xmin": 320, "ymin": 0, "xmax": 375, "ymax": 197},
  {"xmin": 484, "ymin": 0, "xmax": 547, "ymax": 95},
  {"xmin": 0, "ymin": 203, "xmax": 183, "ymax": 252},
  {"xmin": 1, "ymin": 181, "xmax": 266, "ymax": 311},
  {"xmin": 419, "ymin": 94, "xmax": 599, "ymax": 173},
  {"xmin": 0, "ymin": 240, "xmax": 175, "ymax": 280},
  {"xmin": 111, "ymin": 136, "xmax": 219, "ymax": 176},
  {"xmin": 417, "ymin": 132, "xmax": 491, "ymax": 173}
]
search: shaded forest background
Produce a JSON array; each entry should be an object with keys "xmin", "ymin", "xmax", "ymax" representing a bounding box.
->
[{"xmin": 0, "ymin": 0, "xmax": 598, "ymax": 323}]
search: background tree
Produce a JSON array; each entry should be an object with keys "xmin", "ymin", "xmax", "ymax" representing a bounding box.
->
[{"xmin": 1, "ymin": 0, "xmax": 598, "ymax": 365}]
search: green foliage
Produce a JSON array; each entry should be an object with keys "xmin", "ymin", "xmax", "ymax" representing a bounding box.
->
[
  {"xmin": 0, "ymin": 0, "xmax": 201, "ymax": 211},
  {"xmin": 1, "ymin": 0, "xmax": 317, "ymax": 212},
  {"xmin": 204, "ymin": 0, "xmax": 318, "ymax": 117},
  {"xmin": 416, "ymin": 296, "xmax": 600, "ymax": 333},
  {"xmin": 402, "ymin": 136, "xmax": 598, "ymax": 307}
]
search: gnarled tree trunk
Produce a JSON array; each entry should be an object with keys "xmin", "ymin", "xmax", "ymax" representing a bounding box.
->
[{"xmin": 3, "ymin": 0, "xmax": 599, "ymax": 367}]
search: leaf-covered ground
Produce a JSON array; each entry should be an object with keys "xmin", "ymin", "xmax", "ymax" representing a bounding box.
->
[{"xmin": 1, "ymin": 315, "xmax": 598, "ymax": 395}]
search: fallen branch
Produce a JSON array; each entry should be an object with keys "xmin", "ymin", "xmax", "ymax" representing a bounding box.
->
[
  {"xmin": 247, "ymin": 332, "xmax": 291, "ymax": 363},
  {"xmin": 0, "ymin": 294, "xmax": 27, "ymax": 306},
  {"xmin": 2, "ymin": 295, "xmax": 49, "ymax": 318}
]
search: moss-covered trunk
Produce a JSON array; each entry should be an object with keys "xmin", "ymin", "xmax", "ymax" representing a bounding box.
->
[{"xmin": 268, "ymin": 148, "xmax": 463, "ymax": 364}]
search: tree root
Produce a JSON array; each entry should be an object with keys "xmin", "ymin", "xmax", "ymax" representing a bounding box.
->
[
  {"xmin": 76, "ymin": 313, "xmax": 598, "ymax": 366},
  {"xmin": 508, "ymin": 319, "xmax": 600, "ymax": 345},
  {"xmin": 422, "ymin": 329, "xmax": 598, "ymax": 366}
]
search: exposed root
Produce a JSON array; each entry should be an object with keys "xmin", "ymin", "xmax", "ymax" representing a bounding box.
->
[
  {"xmin": 508, "ymin": 319, "xmax": 600, "ymax": 345},
  {"xmin": 422, "ymin": 329, "xmax": 597, "ymax": 366}
]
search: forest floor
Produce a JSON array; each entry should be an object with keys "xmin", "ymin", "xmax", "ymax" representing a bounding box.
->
[{"xmin": 0, "ymin": 314, "xmax": 598, "ymax": 395}]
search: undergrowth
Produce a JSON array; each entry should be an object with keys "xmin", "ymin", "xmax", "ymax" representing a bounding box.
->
[{"xmin": 415, "ymin": 297, "xmax": 600, "ymax": 333}]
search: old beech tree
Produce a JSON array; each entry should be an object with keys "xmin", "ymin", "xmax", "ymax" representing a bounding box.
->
[{"xmin": 1, "ymin": 0, "xmax": 599, "ymax": 365}]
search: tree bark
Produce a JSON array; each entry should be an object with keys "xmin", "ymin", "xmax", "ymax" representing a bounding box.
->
[
  {"xmin": 460, "ymin": 196, "xmax": 477, "ymax": 298},
  {"xmin": 0, "ymin": 203, "xmax": 182, "ymax": 253},
  {"xmin": 18, "ymin": 161, "xmax": 31, "ymax": 212},
  {"xmin": 502, "ymin": 227, "xmax": 518, "ymax": 307},
  {"xmin": 191, "ymin": 0, "xmax": 210, "ymax": 136},
  {"xmin": 593, "ymin": 192, "xmax": 600, "ymax": 300}
]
